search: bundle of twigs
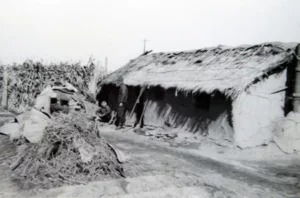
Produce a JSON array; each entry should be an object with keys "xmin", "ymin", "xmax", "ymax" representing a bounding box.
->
[
  {"xmin": 0, "ymin": 60, "xmax": 96, "ymax": 113},
  {"xmin": 11, "ymin": 112, "xmax": 124, "ymax": 189}
]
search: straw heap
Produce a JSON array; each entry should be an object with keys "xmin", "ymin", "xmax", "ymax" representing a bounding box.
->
[{"xmin": 11, "ymin": 112, "xmax": 124, "ymax": 189}]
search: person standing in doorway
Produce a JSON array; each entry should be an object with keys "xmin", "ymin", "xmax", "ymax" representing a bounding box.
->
[{"xmin": 116, "ymin": 77, "xmax": 128, "ymax": 130}]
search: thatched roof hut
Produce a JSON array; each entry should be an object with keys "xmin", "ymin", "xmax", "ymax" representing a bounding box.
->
[
  {"xmin": 102, "ymin": 43, "xmax": 297, "ymax": 97},
  {"xmin": 98, "ymin": 42, "xmax": 300, "ymax": 148}
]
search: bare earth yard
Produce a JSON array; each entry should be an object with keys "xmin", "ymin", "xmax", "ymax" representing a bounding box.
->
[{"xmin": 1, "ymin": 126, "xmax": 300, "ymax": 198}]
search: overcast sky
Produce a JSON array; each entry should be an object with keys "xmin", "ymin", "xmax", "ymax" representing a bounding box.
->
[{"xmin": 0, "ymin": 0, "xmax": 299, "ymax": 71}]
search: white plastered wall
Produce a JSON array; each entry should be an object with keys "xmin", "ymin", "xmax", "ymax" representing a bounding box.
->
[{"xmin": 232, "ymin": 69, "xmax": 287, "ymax": 148}]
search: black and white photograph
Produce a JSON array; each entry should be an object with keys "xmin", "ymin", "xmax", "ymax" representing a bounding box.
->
[{"xmin": 0, "ymin": 0, "xmax": 300, "ymax": 197}]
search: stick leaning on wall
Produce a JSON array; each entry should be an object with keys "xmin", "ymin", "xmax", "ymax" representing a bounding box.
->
[{"xmin": 129, "ymin": 86, "xmax": 146, "ymax": 118}]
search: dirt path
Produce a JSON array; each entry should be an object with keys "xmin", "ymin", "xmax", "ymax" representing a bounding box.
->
[
  {"xmin": 1, "ymin": 129, "xmax": 299, "ymax": 197},
  {"xmin": 101, "ymin": 130, "xmax": 300, "ymax": 198}
]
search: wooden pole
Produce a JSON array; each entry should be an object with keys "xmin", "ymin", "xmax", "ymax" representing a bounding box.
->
[
  {"xmin": 1, "ymin": 67, "xmax": 8, "ymax": 109},
  {"xmin": 130, "ymin": 86, "xmax": 146, "ymax": 118},
  {"xmin": 138, "ymin": 100, "xmax": 148, "ymax": 128},
  {"xmin": 293, "ymin": 45, "xmax": 300, "ymax": 113},
  {"xmin": 142, "ymin": 39, "xmax": 148, "ymax": 53}
]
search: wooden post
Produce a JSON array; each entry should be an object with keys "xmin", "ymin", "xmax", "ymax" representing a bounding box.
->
[
  {"xmin": 293, "ymin": 45, "xmax": 300, "ymax": 113},
  {"xmin": 1, "ymin": 67, "xmax": 8, "ymax": 109},
  {"xmin": 130, "ymin": 86, "xmax": 146, "ymax": 118}
]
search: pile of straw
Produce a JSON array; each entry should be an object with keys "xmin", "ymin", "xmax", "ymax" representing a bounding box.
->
[{"xmin": 11, "ymin": 112, "xmax": 124, "ymax": 189}]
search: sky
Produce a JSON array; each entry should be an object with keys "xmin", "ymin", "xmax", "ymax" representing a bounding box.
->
[{"xmin": 0, "ymin": 0, "xmax": 300, "ymax": 72}]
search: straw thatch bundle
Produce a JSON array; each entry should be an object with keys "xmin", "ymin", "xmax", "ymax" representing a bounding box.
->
[
  {"xmin": 101, "ymin": 42, "xmax": 298, "ymax": 97},
  {"xmin": 0, "ymin": 60, "xmax": 96, "ymax": 112},
  {"xmin": 11, "ymin": 112, "xmax": 124, "ymax": 189}
]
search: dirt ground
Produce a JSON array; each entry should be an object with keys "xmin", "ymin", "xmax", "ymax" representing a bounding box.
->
[
  {"xmin": 100, "ymin": 128, "xmax": 300, "ymax": 197},
  {"xmin": 1, "ymin": 126, "xmax": 300, "ymax": 197}
]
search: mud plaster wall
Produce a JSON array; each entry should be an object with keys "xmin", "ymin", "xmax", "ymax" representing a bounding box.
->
[
  {"xmin": 143, "ymin": 88, "xmax": 233, "ymax": 137},
  {"xmin": 232, "ymin": 69, "xmax": 287, "ymax": 148}
]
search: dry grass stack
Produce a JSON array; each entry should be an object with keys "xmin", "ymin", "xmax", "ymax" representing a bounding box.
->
[
  {"xmin": 0, "ymin": 60, "xmax": 96, "ymax": 113},
  {"xmin": 11, "ymin": 112, "xmax": 124, "ymax": 189}
]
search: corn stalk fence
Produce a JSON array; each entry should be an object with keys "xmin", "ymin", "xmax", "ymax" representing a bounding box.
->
[{"xmin": 0, "ymin": 60, "xmax": 100, "ymax": 113}]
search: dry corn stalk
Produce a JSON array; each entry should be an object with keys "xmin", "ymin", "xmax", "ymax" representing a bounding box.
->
[{"xmin": 0, "ymin": 60, "xmax": 97, "ymax": 113}]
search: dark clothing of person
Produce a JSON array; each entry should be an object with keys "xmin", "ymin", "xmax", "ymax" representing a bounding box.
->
[
  {"xmin": 99, "ymin": 114, "xmax": 111, "ymax": 123},
  {"xmin": 116, "ymin": 104, "xmax": 127, "ymax": 127},
  {"xmin": 96, "ymin": 105, "xmax": 111, "ymax": 123},
  {"xmin": 118, "ymin": 83, "xmax": 128, "ymax": 104},
  {"xmin": 116, "ymin": 83, "xmax": 128, "ymax": 127}
]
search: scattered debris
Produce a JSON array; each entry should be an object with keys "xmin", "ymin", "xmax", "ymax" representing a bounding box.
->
[
  {"xmin": 134, "ymin": 127, "xmax": 178, "ymax": 141},
  {"xmin": 107, "ymin": 143, "xmax": 129, "ymax": 163}
]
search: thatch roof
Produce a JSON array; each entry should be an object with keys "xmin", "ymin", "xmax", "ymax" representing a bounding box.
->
[{"xmin": 101, "ymin": 42, "xmax": 299, "ymax": 97}]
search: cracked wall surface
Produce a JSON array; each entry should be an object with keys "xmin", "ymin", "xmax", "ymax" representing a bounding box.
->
[{"xmin": 233, "ymin": 69, "xmax": 287, "ymax": 148}]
